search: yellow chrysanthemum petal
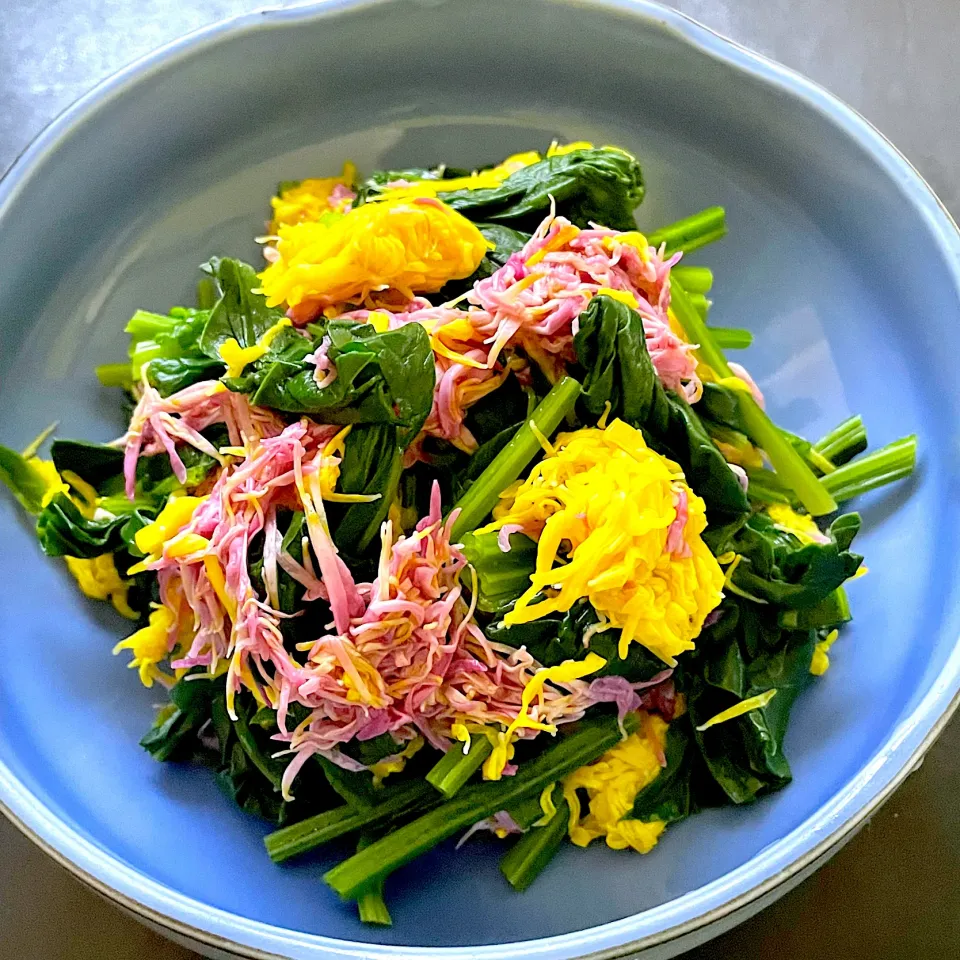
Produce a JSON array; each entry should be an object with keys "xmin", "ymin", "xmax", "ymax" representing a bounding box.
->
[
  {"xmin": 65, "ymin": 554, "xmax": 138, "ymax": 620},
  {"xmin": 563, "ymin": 713, "xmax": 667, "ymax": 853},
  {"xmin": 113, "ymin": 605, "xmax": 176, "ymax": 688},
  {"xmin": 695, "ymin": 689, "xmax": 777, "ymax": 731},
  {"xmin": 259, "ymin": 197, "xmax": 488, "ymax": 313},
  {"xmin": 481, "ymin": 419, "xmax": 724, "ymax": 665},
  {"xmin": 269, "ymin": 161, "xmax": 357, "ymax": 230}
]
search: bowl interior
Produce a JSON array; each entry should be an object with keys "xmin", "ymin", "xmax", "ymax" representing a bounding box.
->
[{"xmin": 1, "ymin": 0, "xmax": 959, "ymax": 953}]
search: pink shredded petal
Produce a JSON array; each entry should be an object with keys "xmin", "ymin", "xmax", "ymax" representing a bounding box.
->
[
  {"xmin": 729, "ymin": 462, "xmax": 749, "ymax": 492},
  {"xmin": 497, "ymin": 523, "xmax": 525, "ymax": 552},
  {"xmin": 455, "ymin": 809, "xmax": 525, "ymax": 849},
  {"xmin": 728, "ymin": 361, "xmax": 765, "ymax": 408},
  {"xmin": 665, "ymin": 486, "xmax": 692, "ymax": 558}
]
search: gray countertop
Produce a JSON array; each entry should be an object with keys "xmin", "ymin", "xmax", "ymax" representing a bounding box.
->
[{"xmin": 0, "ymin": 2, "xmax": 957, "ymax": 957}]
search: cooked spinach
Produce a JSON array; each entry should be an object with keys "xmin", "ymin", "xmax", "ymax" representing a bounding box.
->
[
  {"xmin": 628, "ymin": 721, "xmax": 699, "ymax": 824},
  {"xmin": 687, "ymin": 598, "xmax": 816, "ymax": 804},
  {"xmin": 198, "ymin": 257, "xmax": 286, "ymax": 359},
  {"xmin": 435, "ymin": 223, "xmax": 531, "ymax": 301},
  {"xmin": 236, "ymin": 320, "xmax": 434, "ymax": 441},
  {"xmin": 50, "ymin": 440, "xmax": 124, "ymax": 495},
  {"xmin": 425, "ymin": 148, "xmax": 644, "ymax": 231},
  {"xmin": 36, "ymin": 494, "xmax": 133, "ymax": 558},
  {"xmin": 726, "ymin": 511, "xmax": 862, "ymax": 608}
]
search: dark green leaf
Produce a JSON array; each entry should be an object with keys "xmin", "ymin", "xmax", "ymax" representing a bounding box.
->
[
  {"xmin": 134, "ymin": 438, "xmax": 221, "ymax": 503},
  {"xmin": 36, "ymin": 494, "xmax": 129, "ymax": 558},
  {"xmin": 140, "ymin": 676, "xmax": 220, "ymax": 762},
  {"xmin": 329, "ymin": 424, "xmax": 402, "ymax": 560},
  {"xmin": 460, "ymin": 530, "xmax": 537, "ymax": 613},
  {"xmin": 198, "ymin": 257, "xmax": 286, "ymax": 359},
  {"xmin": 50, "ymin": 440, "xmax": 125, "ymax": 495},
  {"xmin": 727, "ymin": 512, "xmax": 862, "ymax": 608},
  {"xmin": 374, "ymin": 148, "xmax": 645, "ymax": 231},
  {"xmin": 243, "ymin": 320, "xmax": 434, "ymax": 440},
  {"xmin": 686, "ymin": 596, "xmax": 817, "ymax": 804},
  {"xmin": 147, "ymin": 357, "xmax": 225, "ymax": 396},
  {"xmin": 486, "ymin": 598, "xmax": 668, "ymax": 683},
  {"xmin": 435, "ymin": 223, "xmax": 531, "ymax": 301},
  {"xmin": 628, "ymin": 721, "xmax": 698, "ymax": 824}
]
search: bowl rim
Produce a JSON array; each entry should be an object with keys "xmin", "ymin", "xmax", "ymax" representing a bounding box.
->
[{"xmin": 1, "ymin": 1, "xmax": 959, "ymax": 958}]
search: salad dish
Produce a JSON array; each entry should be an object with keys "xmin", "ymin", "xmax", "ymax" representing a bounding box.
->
[{"xmin": 0, "ymin": 143, "xmax": 917, "ymax": 926}]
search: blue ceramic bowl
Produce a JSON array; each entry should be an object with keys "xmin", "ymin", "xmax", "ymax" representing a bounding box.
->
[{"xmin": 1, "ymin": 2, "xmax": 958, "ymax": 958}]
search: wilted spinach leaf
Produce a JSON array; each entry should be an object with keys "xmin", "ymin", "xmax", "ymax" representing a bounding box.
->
[
  {"xmin": 435, "ymin": 222, "xmax": 531, "ymax": 301},
  {"xmin": 198, "ymin": 257, "xmax": 286, "ymax": 359},
  {"xmin": 629, "ymin": 721, "xmax": 699, "ymax": 824},
  {"xmin": 486, "ymin": 597, "xmax": 669, "ymax": 684},
  {"xmin": 50, "ymin": 440, "xmax": 124, "ymax": 496},
  {"xmin": 686, "ymin": 596, "xmax": 816, "ymax": 804},
  {"xmin": 239, "ymin": 319, "xmax": 434, "ymax": 440},
  {"xmin": 416, "ymin": 148, "xmax": 645, "ymax": 231},
  {"xmin": 328, "ymin": 423, "xmax": 402, "ymax": 561},
  {"xmin": 36, "ymin": 493, "xmax": 132, "ymax": 558},
  {"xmin": 726, "ymin": 511, "xmax": 862, "ymax": 608}
]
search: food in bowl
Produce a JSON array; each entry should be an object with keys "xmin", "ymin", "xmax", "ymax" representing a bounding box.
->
[{"xmin": 0, "ymin": 143, "xmax": 916, "ymax": 924}]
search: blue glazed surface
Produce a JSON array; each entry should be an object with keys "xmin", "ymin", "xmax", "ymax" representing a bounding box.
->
[{"xmin": 0, "ymin": 1, "xmax": 959, "ymax": 957}]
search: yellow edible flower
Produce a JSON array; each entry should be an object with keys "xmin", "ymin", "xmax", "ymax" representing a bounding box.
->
[
  {"xmin": 65, "ymin": 554, "xmax": 138, "ymax": 619},
  {"xmin": 258, "ymin": 196, "xmax": 488, "ymax": 313},
  {"xmin": 370, "ymin": 736, "xmax": 424, "ymax": 787},
  {"xmin": 810, "ymin": 628, "xmax": 840, "ymax": 676},
  {"xmin": 218, "ymin": 317, "xmax": 291, "ymax": 379},
  {"xmin": 113, "ymin": 605, "xmax": 175, "ymax": 688},
  {"xmin": 695, "ymin": 689, "xmax": 777, "ymax": 731},
  {"xmin": 27, "ymin": 457, "xmax": 69, "ymax": 507},
  {"xmin": 481, "ymin": 419, "xmax": 724, "ymax": 665},
  {"xmin": 133, "ymin": 495, "xmax": 207, "ymax": 559},
  {"xmin": 766, "ymin": 503, "xmax": 827, "ymax": 545},
  {"xmin": 563, "ymin": 713, "xmax": 668, "ymax": 853},
  {"xmin": 269, "ymin": 161, "xmax": 357, "ymax": 230}
]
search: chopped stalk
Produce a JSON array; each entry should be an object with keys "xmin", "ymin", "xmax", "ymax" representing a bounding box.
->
[
  {"xmin": 671, "ymin": 264, "xmax": 713, "ymax": 294},
  {"xmin": 324, "ymin": 713, "xmax": 635, "ymax": 901},
  {"xmin": 707, "ymin": 327, "xmax": 754, "ymax": 350},
  {"xmin": 689, "ymin": 293, "xmax": 711, "ymax": 319},
  {"xmin": 426, "ymin": 737, "xmax": 493, "ymax": 798},
  {"xmin": 264, "ymin": 780, "xmax": 437, "ymax": 863},
  {"xmin": 450, "ymin": 376, "xmax": 581, "ymax": 540},
  {"xmin": 813, "ymin": 415, "xmax": 868, "ymax": 466},
  {"xmin": 820, "ymin": 436, "xmax": 917, "ymax": 502},
  {"xmin": 507, "ymin": 786, "xmax": 563, "ymax": 830},
  {"xmin": 124, "ymin": 309, "xmax": 177, "ymax": 340},
  {"xmin": 648, "ymin": 206, "xmax": 727, "ymax": 255},
  {"xmin": 500, "ymin": 796, "xmax": 570, "ymax": 892},
  {"xmin": 355, "ymin": 835, "xmax": 392, "ymax": 926},
  {"xmin": 671, "ymin": 281, "xmax": 837, "ymax": 516},
  {"xmin": 95, "ymin": 363, "xmax": 133, "ymax": 388}
]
